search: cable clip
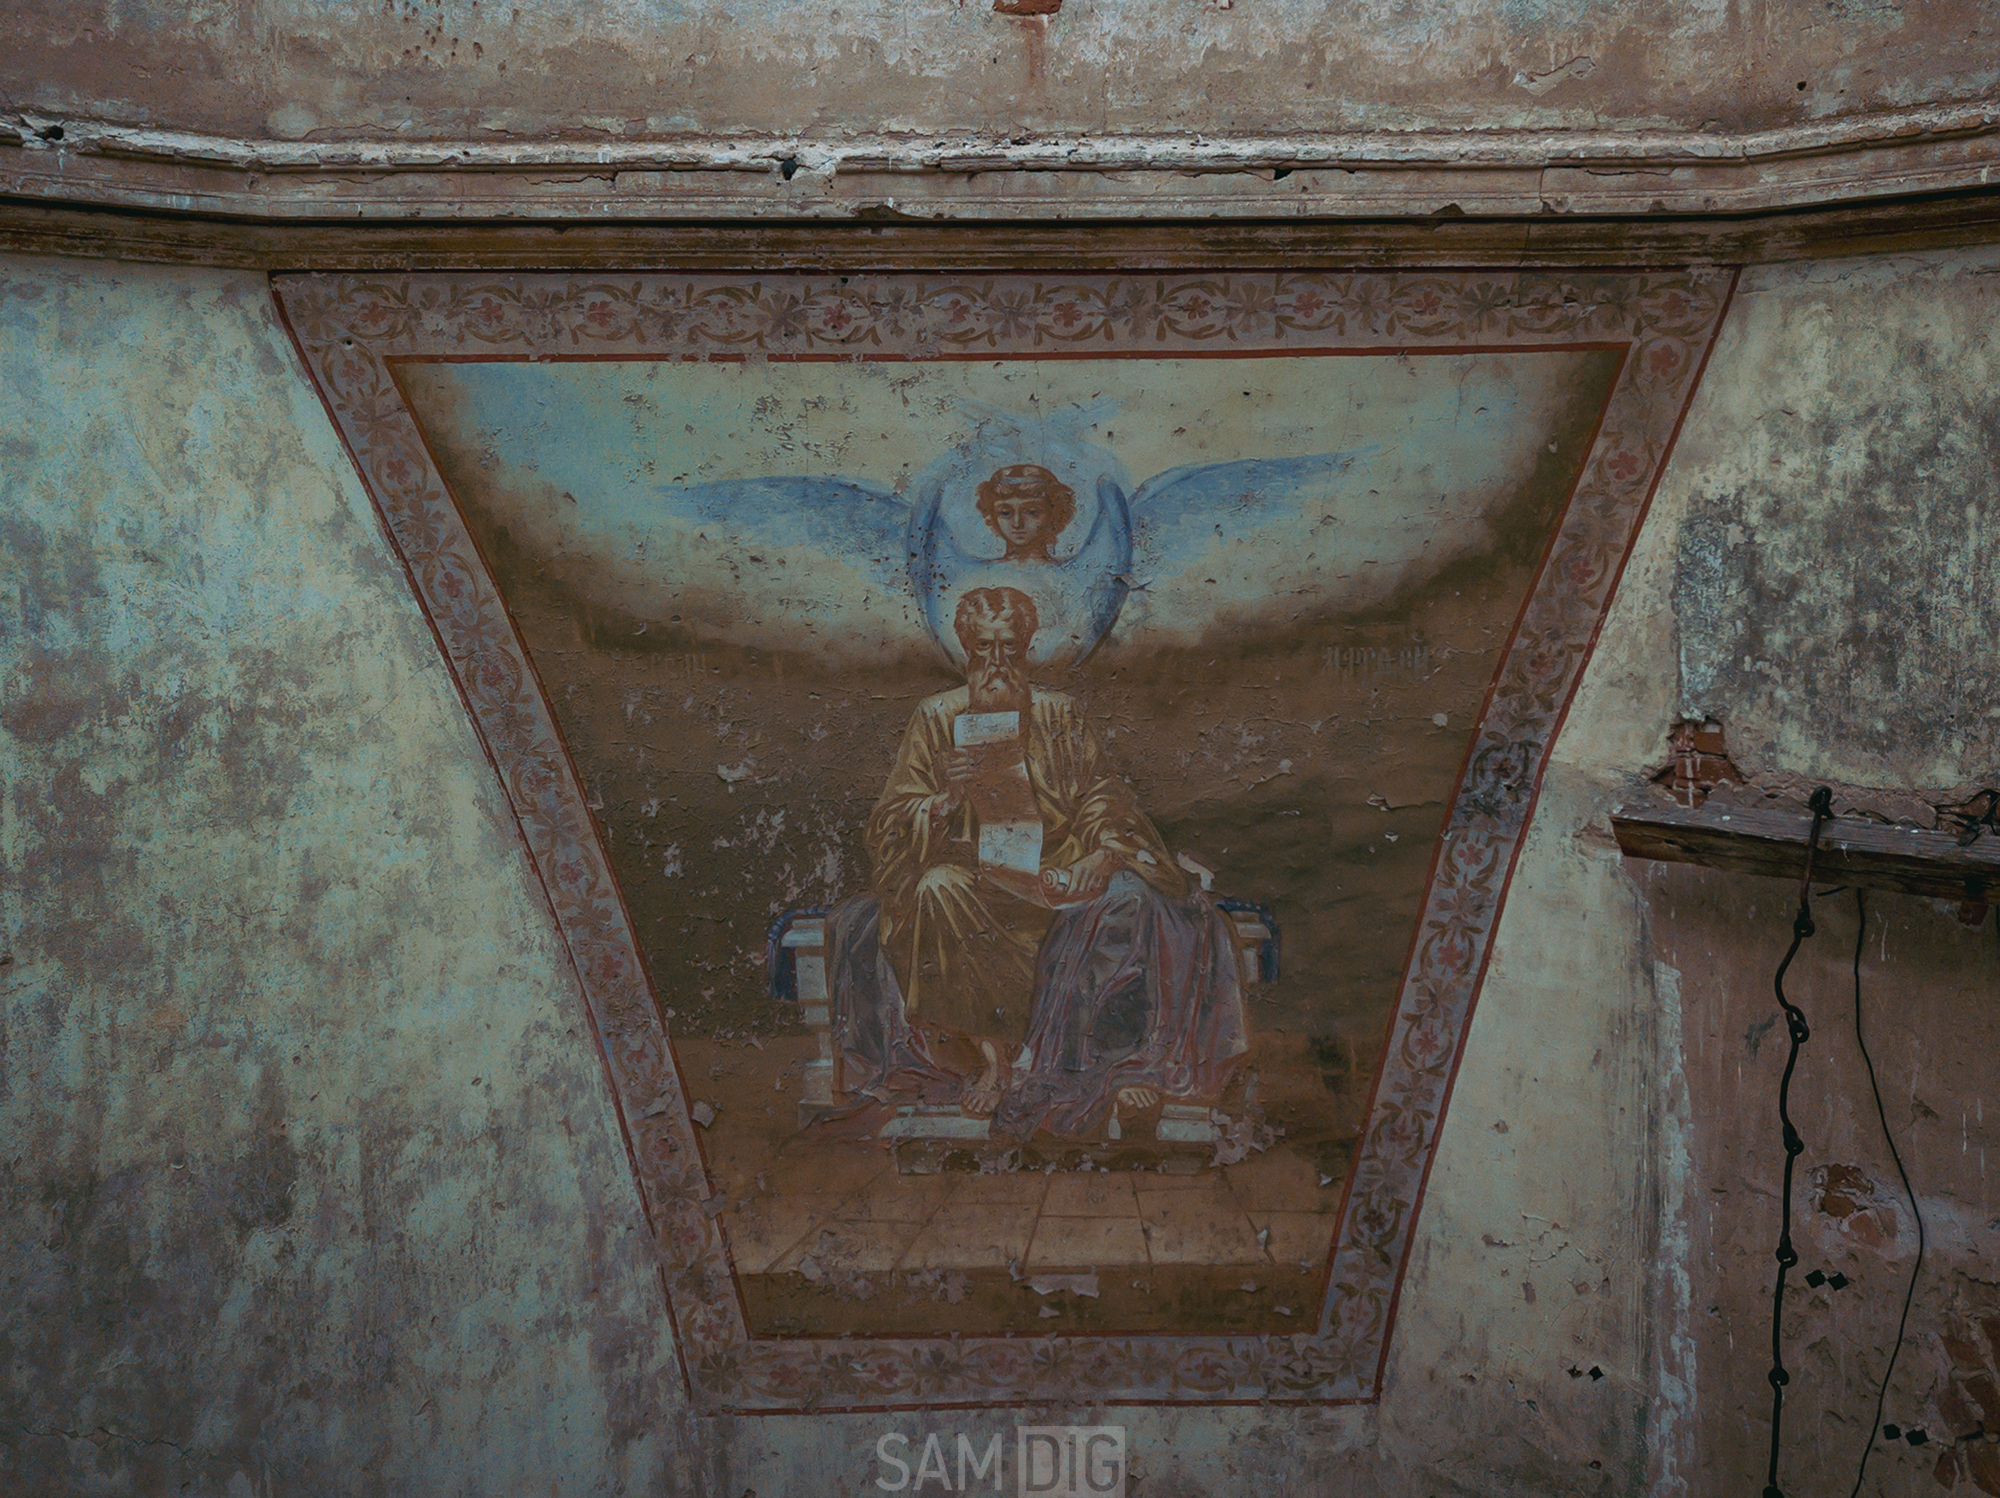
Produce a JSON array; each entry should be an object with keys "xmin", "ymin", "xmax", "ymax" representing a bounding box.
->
[
  {"xmin": 1794, "ymin": 786, "xmax": 1834, "ymax": 928},
  {"xmin": 1763, "ymin": 784, "xmax": 1835, "ymax": 1498}
]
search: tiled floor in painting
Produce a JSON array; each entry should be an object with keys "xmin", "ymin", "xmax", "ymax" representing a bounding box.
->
[
  {"xmin": 684, "ymin": 1031, "xmax": 1360, "ymax": 1333},
  {"xmin": 723, "ymin": 1144, "xmax": 1338, "ymax": 1277}
]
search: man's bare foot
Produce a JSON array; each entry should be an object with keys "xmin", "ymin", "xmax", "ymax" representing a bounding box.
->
[
  {"xmin": 1115, "ymin": 1084, "xmax": 1161, "ymax": 1111},
  {"xmin": 963, "ymin": 1040, "xmax": 1007, "ymax": 1118}
]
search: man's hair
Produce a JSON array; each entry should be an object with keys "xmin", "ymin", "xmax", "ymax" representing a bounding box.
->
[
  {"xmin": 953, "ymin": 586, "xmax": 1040, "ymax": 654},
  {"xmin": 974, "ymin": 463, "xmax": 1076, "ymax": 543}
]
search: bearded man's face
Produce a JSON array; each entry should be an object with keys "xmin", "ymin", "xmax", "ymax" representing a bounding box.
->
[{"xmin": 964, "ymin": 618, "xmax": 1030, "ymax": 711}]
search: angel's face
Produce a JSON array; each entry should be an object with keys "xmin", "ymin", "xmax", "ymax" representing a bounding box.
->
[
  {"xmin": 965, "ymin": 619, "xmax": 1032, "ymax": 710},
  {"xmin": 989, "ymin": 495, "xmax": 1054, "ymax": 559}
]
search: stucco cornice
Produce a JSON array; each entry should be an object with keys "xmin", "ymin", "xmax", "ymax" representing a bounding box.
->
[
  {"xmin": 7, "ymin": 102, "xmax": 2000, "ymax": 216},
  {"xmin": 5, "ymin": 101, "xmax": 2000, "ymax": 267}
]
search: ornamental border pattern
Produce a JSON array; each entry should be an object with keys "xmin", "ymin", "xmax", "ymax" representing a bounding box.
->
[{"xmin": 274, "ymin": 268, "xmax": 1733, "ymax": 1414}]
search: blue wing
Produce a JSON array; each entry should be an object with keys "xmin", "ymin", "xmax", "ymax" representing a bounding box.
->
[
  {"xmin": 653, "ymin": 475, "xmax": 910, "ymax": 592},
  {"xmin": 1079, "ymin": 474, "xmax": 1135, "ymax": 659},
  {"xmin": 908, "ymin": 469, "xmax": 970, "ymax": 605},
  {"xmin": 1113, "ymin": 451, "xmax": 1376, "ymax": 646},
  {"xmin": 1126, "ymin": 453, "xmax": 1369, "ymax": 572}
]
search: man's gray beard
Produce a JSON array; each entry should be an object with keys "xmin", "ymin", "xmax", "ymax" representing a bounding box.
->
[{"xmin": 968, "ymin": 666, "xmax": 1028, "ymax": 712}]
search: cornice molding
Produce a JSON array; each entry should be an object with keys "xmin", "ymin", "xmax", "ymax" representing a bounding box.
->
[
  {"xmin": 4, "ymin": 101, "xmax": 1998, "ymax": 225},
  {"xmin": 6, "ymin": 101, "xmax": 2000, "ymax": 269}
]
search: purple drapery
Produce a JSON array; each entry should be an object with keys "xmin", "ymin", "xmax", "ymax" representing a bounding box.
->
[
  {"xmin": 995, "ymin": 872, "xmax": 1248, "ymax": 1139},
  {"xmin": 826, "ymin": 874, "xmax": 1248, "ymax": 1140}
]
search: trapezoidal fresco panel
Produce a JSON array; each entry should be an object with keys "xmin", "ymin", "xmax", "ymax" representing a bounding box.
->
[{"xmin": 277, "ymin": 269, "xmax": 1733, "ymax": 1412}]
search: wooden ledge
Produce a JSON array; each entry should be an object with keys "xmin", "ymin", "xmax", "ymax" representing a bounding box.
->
[
  {"xmin": 1611, "ymin": 800, "xmax": 2000, "ymax": 902},
  {"xmin": 7, "ymin": 189, "xmax": 2000, "ymax": 271}
]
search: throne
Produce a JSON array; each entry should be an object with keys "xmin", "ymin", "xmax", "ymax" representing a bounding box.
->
[{"xmin": 766, "ymin": 897, "xmax": 1279, "ymax": 1144}]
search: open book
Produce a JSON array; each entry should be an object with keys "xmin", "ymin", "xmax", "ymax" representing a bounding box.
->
[{"xmin": 953, "ymin": 710, "xmax": 1043, "ymax": 877}]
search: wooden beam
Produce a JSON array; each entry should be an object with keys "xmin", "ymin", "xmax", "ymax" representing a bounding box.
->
[
  {"xmin": 5, "ymin": 186, "xmax": 2000, "ymax": 272},
  {"xmin": 1611, "ymin": 801, "xmax": 2000, "ymax": 903}
]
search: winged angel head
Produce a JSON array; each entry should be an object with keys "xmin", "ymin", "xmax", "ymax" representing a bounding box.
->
[
  {"xmin": 637, "ymin": 397, "xmax": 1379, "ymax": 673},
  {"xmin": 975, "ymin": 463, "xmax": 1074, "ymax": 561}
]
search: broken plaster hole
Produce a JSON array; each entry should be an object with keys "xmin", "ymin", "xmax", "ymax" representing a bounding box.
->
[
  {"xmin": 1652, "ymin": 716, "xmax": 1741, "ymax": 807},
  {"xmin": 36, "ymin": 124, "xmax": 64, "ymax": 142},
  {"xmin": 993, "ymin": 0, "xmax": 1061, "ymax": 13},
  {"xmin": 779, "ymin": 157, "xmax": 799, "ymax": 181}
]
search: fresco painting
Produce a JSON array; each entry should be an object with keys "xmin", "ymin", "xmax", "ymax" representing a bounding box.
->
[{"xmin": 396, "ymin": 347, "xmax": 1621, "ymax": 1338}]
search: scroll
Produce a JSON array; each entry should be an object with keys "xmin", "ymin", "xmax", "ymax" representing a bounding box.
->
[{"xmin": 953, "ymin": 710, "xmax": 1043, "ymax": 876}]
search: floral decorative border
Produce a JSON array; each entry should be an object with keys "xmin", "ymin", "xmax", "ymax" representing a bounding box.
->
[{"xmin": 274, "ymin": 269, "xmax": 1734, "ymax": 1413}]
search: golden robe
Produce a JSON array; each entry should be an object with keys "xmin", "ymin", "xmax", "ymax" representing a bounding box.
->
[{"xmin": 864, "ymin": 686, "xmax": 1184, "ymax": 1042}]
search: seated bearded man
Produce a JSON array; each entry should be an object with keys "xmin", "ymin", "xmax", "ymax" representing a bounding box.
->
[{"xmin": 826, "ymin": 584, "xmax": 1248, "ymax": 1135}]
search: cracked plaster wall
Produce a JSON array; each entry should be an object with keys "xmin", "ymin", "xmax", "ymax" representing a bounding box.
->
[
  {"xmin": 0, "ymin": 257, "xmax": 686, "ymax": 1495},
  {"xmin": 2, "ymin": 0, "xmax": 1996, "ymax": 143},
  {"xmin": 1592, "ymin": 245, "xmax": 2000, "ymax": 1496},
  {"xmin": 2, "ymin": 243, "xmax": 1999, "ymax": 1496},
  {"xmin": 1672, "ymin": 249, "xmax": 2000, "ymax": 792},
  {"xmin": 0, "ymin": 249, "xmax": 1699, "ymax": 1496}
]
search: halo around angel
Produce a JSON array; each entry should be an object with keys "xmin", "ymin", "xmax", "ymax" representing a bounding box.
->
[{"xmin": 909, "ymin": 400, "xmax": 1136, "ymax": 669}]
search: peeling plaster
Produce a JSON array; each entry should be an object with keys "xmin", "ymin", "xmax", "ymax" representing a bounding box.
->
[
  {"xmin": 0, "ymin": 257, "xmax": 687, "ymax": 1495},
  {"xmin": 1668, "ymin": 245, "xmax": 2000, "ymax": 789},
  {"xmin": 3, "ymin": 234, "xmax": 2000, "ymax": 1492},
  {"xmin": 4, "ymin": 0, "xmax": 1998, "ymax": 143}
]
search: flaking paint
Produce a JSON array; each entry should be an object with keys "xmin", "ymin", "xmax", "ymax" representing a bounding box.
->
[{"xmin": 1, "ymin": 243, "xmax": 1998, "ymax": 1493}]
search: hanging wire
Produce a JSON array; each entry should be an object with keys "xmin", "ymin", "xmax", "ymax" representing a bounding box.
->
[
  {"xmin": 1763, "ymin": 785, "xmax": 1835, "ymax": 1498},
  {"xmin": 1846, "ymin": 886, "xmax": 1927, "ymax": 1498}
]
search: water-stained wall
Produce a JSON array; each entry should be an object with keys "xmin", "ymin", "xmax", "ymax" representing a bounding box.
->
[
  {"xmin": 1625, "ymin": 247, "xmax": 2000, "ymax": 1498},
  {"xmin": 0, "ymin": 258, "xmax": 684, "ymax": 1495},
  {"xmin": 1673, "ymin": 253, "xmax": 2000, "ymax": 791},
  {"xmin": 5, "ymin": 0, "xmax": 1995, "ymax": 141},
  {"xmin": 2, "ymin": 243, "xmax": 1998, "ymax": 1496}
]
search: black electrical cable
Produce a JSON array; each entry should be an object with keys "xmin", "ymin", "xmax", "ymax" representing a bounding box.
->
[
  {"xmin": 1763, "ymin": 784, "xmax": 1834, "ymax": 1498},
  {"xmin": 1846, "ymin": 886, "xmax": 1927, "ymax": 1498}
]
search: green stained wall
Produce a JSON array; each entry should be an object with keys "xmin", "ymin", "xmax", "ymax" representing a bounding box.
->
[
  {"xmin": 0, "ymin": 259, "xmax": 683, "ymax": 1494},
  {"xmin": 2, "ymin": 246, "xmax": 1998, "ymax": 1495}
]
